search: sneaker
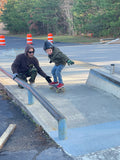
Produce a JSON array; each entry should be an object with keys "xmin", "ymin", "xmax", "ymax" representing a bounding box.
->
[
  {"xmin": 49, "ymin": 82, "xmax": 58, "ymax": 85},
  {"xmin": 57, "ymin": 83, "xmax": 64, "ymax": 88}
]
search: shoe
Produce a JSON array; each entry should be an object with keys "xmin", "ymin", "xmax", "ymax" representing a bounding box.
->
[
  {"xmin": 49, "ymin": 82, "xmax": 58, "ymax": 85},
  {"xmin": 57, "ymin": 83, "xmax": 64, "ymax": 88}
]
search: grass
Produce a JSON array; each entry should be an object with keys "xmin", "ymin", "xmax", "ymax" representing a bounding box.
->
[
  {"xmin": 33, "ymin": 35, "xmax": 99, "ymax": 44},
  {"xmin": 6, "ymin": 34, "xmax": 100, "ymax": 44}
]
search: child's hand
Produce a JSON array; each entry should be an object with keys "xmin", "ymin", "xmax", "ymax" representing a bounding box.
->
[{"xmin": 67, "ymin": 60, "xmax": 74, "ymax": 65}]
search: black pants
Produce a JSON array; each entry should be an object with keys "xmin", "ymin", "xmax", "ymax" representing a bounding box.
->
[{"xmin": 18, "ymin": 67, "xmax": 37, "ymax": 83}]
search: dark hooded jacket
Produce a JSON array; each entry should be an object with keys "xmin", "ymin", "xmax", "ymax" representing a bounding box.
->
[{"xmin": 11, "ymin": 45, "xmax": 47, "ymax": 78}]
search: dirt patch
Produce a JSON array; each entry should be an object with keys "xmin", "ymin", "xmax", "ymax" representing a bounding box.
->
[{"xmin": 0, "ymin": 86, "xmax": 57, "ymax": 152}]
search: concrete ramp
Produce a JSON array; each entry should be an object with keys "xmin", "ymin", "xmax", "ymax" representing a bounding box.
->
[
  {"xmin": 87, "ymin": 68, "xmax": 120, "ymax": 99},
  {"xmin": 100, "ymin": 38, "xmax": 120, "ymax": 44},
  {"xmin": 107, "ymin": 38, "xmax": 120, "ymax": 44},
  {"xmin": 50, "ymin": 120, "xmax": 120, "ymax": 157},
  {"xmin": 1, "ymin": 49, "xmax": 120, "ymax": 159}
]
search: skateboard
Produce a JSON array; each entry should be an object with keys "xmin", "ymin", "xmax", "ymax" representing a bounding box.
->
[{"xmin": 49, "ymin": 85, "xmax": 65, "ymax": 93}]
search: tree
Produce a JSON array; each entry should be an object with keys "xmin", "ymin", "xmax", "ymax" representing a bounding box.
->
[
  {"xmin": 30, "ymin": 0, "xmax": 61, "ymax": 34},
  {"xmin": 72, "ymin": 0, "xmax": 95, "ymax": 34},
  {"xmin": 1, "ymin": 0, "xmax": 33, "ymax": 33},
  {"xmin": 72, "ymin": 0, "xmax": 120, "ymax": 37},
  {"xmin": 0, "ymin": 0, "xmax": 7, "ymax": 17},
  {"xmin": 1, "ymin": 0, "xmax": 67, "ymax": 35}
]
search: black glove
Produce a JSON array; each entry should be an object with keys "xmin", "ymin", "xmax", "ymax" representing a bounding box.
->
[
  {"xmin": 45, "ymin": 76, "xmax": 52, "ymax": 83},
  {"xmin": 67, "ymin": 60, "xmax": 74, "ymax": 65},
  {"xmin": 13, "ymin": 73, "xmax": 18, "ymax": 80},
  {"xmin": 49, "ymin": 60, "xmax": 52, "ymax": 63}
]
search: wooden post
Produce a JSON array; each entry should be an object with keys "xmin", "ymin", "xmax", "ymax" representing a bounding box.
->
[{"xmin": 0, "ymin": 124, "xmax": 16, "ymax": 149}]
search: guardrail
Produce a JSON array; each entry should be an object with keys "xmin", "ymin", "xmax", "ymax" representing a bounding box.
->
[{"xmin": 0, "ymin": 66, "xmax": 67, "ymax": 140}]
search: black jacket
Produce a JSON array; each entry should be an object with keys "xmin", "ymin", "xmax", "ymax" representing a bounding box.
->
[{"xmin": 11, "ymin": 45, "xmax": 47, "ymax": 78}]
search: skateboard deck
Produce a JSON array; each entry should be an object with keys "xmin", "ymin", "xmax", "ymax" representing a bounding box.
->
[{"xmin": 49, "ymin": 85, "xmax": 65, "ymax": 93}]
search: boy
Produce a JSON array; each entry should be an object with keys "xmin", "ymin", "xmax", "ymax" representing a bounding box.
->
[{"xmin": 43, "ymin": 40, "xmax": 74, "ymax": 89}]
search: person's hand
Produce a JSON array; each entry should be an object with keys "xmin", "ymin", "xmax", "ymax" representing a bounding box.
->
[
  {"xmin": 49, "ymin": 60, "xmax": 52, "ymax": 63},
  {"xmin": 45, "ymin": 76, "xmax": 52, "ymax": 83},
  {"xmin": 13, "ymin": 73, "xmax": 18, "ymax": 80},
  {"xmin": 67, "ymin": 60, "xmax": 74, "ymax": 65}
]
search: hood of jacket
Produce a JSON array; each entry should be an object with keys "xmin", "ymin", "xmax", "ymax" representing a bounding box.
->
[{"xmin": 25, "ymin": 45, "xmax": 35, "ymax": 56}]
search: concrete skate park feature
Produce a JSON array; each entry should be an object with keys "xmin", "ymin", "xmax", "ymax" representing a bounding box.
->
[
  {"xmin": 87, "ymin": 68, "xmax": 120, "ymax": 99},
  {"xmin": 1, "ymin": 47, "xmax": 120, "ymax": 159}
]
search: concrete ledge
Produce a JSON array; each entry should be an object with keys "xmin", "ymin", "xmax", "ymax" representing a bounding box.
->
[
  {"xmin": 100, "ymin": 38, "xmax": 114, "ymax": 43},
  {"xmin": 100, "ymin": 38, "xmax": 120, "ymax": 44},
  {"xmin": 86, "ymin": 68, "xmax": 120, "ymax": 98}
]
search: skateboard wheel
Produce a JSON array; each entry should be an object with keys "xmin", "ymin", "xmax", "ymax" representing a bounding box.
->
[
  {"xmin": 49, "ymin": 86, "xmax": 53, "ymax": 89},
  {"xmin": 56, "ymin": 88, "xmax": 65, "ymax": 93}
]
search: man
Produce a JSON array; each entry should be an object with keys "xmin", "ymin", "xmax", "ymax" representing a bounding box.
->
[{"xmin": 11, "ymin": 44, "xmax": 52, "ymax": 88}]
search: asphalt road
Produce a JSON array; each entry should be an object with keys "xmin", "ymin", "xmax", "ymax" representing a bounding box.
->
[
  {"xmin": 0, "ymin": 86, "xmax": 73, "ymax": 160},
  {"xmin": 0, "ymin": 36, "xmax": 80, "ymax": 50}
]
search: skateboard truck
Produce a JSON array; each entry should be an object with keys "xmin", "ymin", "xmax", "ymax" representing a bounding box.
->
[{"xmin": 49, "ymin": 84, "xmax": 65, "ymax": 93}]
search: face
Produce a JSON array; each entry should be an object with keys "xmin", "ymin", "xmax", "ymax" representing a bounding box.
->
[
  {"xmin": 46, "ymin": 48, "xmax": 53, "ymax": 55},
  {"xmin": 28, "ymin": 48, "xmax": 34, "ymax": 58}
]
